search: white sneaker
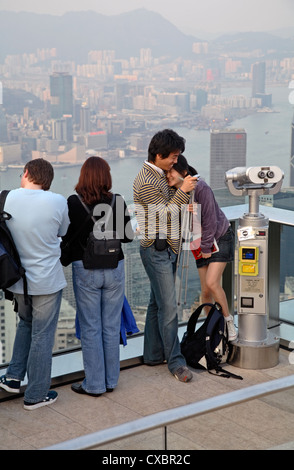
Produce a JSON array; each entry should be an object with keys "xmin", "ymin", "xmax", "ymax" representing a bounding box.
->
[
  {"xmin": 24, "ymin": 390, "xmax": 58, "ymax": 410},
  {"xmin": 225, "ymin": 315, "xmax": 237, "ymax": 341}
]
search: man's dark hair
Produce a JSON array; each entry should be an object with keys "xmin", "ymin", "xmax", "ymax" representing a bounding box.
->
[
  {"xmin": 148, "ymin": 129, "xmax": 185, "ymax": 162},
  {"xmin": 24, "ymin": 158, "xmax": 54, "ymax": 191}
]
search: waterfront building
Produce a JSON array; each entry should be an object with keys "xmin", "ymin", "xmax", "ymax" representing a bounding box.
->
[
  {"xmin": 252, "ymin": 61, "xmax": 266, "ymax": 97},
  {"xmin": 50, "ymin": 72, "xmax": 73, "ymax": 119},
  {"xmin": 210, "ymin": 128, "xmax": 247, "ymax": 189}
]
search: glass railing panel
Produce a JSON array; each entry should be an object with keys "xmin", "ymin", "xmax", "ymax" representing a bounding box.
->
[
  {"xmin": 279, "ymin": 224, "xmax": 294, "ymax": 324},
  {"xmin": 0, "ymin": 189, "xmax": 293, "ymax": 365}
]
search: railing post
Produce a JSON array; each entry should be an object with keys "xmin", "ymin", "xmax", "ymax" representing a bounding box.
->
[{"xmin": 268, "ymin": 221, "xmax": 281, "ymax": 326}]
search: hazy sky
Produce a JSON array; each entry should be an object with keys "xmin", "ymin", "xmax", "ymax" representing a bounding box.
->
[{"xmin": 1, "ymin": 0, "xmax": 294, "ymax": 36}]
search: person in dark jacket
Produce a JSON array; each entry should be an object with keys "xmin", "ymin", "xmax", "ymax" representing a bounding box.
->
[
  {"xmin": 62, "ymin": 156, "xmax": 134, "ymax": 396},
  {"xmin": 167, "ymin": 154, "xmax": 237, "ymax": 341}
]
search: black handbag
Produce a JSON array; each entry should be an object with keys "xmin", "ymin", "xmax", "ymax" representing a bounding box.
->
[{"xmin": 79, "ymin": 194, "xmax": 121, "ymax": 270}]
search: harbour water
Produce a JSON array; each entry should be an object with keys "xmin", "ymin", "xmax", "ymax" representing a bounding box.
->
[{"xmin": 0, "ymin": 85, "xmax": 293, "ymax": 200}]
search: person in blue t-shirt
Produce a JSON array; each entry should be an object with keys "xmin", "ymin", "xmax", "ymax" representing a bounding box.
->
[{"xmin": 0, "ymin": 158, "xmax": 69, "ymax": 410}]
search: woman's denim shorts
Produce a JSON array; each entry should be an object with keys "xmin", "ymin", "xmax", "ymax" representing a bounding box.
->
[{"xmin": 196, "ymin": 226, "xmax": 234, "ymax": 268}]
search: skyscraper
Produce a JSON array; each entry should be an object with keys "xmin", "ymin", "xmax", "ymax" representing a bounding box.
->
[
  {"xmin": 251, "ymin": 62, "xmax": 272, "ymax": 107},
  {"xmin": 0, "ymin": 105, "xmax": 8, "ymax": 142},
  {"xmin": 210, "ymin": 129, "xmax": 247, "ymax": 189},
  {"xmin": 140, "ymin": 48, "xmax": 152, "ymax": 67},
  {"xmin": 50, "ymin": 72, "xmax": 73, "ymax": 119},
  {"xmin": 116, "ymin": 82, "xmax": 130, "ymax": 111},
  {"xmin": 252, "ymin": 62, "xmax": 266, "ymax": 97},
  {"xmin": 52, "ymin": 116, "xmax": 73, "ymax": 143},
  {"xmin": 290, "ymin": 113, "xmax": 294, "ymax": 187},
  {"xmin": 80, "ymin": 104, "xmax": 91, "ymax": 133}
]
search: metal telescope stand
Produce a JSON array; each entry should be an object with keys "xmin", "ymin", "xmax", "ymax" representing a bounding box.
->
[{"xmin": 225, "ymin": 166, "xmax": 284, "ymax": 369}]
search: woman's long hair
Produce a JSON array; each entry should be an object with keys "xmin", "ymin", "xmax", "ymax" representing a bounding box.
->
[
  {"xmin": 173, "ymin": 154, "xmax": 197, "ymax": 177},
  {"xmin": 75, "ymin": 156, "xmax": 112, "ymax": 205}
]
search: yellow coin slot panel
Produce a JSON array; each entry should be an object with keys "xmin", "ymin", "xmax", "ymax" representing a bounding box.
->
[{"xmin": 239, "ymin": 246, "xmax": 259, "ymax": 276}]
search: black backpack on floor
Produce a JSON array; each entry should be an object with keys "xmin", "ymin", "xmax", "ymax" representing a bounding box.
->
[
  {"xmin": 0, "ymin": 190, "xmax": 28, "ymax": 305},
  {"xmin": 181, "ymin": 302, "xmax": 242, "ymax": 380}
]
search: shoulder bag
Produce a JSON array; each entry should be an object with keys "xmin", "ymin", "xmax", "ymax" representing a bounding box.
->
[{"xmin": 79, "ymin": 194, "xmax": 121, "ymax": 269}]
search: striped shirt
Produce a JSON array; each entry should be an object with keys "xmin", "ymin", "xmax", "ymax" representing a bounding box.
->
[{"xmin": 133, "ymin": 161, "xmax": 190, "ymax": 253}]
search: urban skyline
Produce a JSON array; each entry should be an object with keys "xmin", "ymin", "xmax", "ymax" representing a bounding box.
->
[{"xmin": 1, "ymin": 33, "xmax": 293, "ymax": 172}]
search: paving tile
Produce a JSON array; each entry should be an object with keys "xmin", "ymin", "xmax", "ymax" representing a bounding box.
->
[{"xmin": 1, "ymin": 350, "xmax": 294, "ymax": 450}]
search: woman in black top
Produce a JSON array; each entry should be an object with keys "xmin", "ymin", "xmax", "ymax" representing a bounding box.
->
[{"xmin": 62, "ymin": 156, "xmax": 134, "ymax": 396}]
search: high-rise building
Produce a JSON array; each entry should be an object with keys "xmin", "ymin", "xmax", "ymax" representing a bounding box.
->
[
  {"xmin": 252, "ymin": 62, "xmax": 266, "ymax": 97},
  {"xmin": 80, "ymin": 104, "xmax": 91, "ymax": 133},
  {"xmin": 116, "ymin": 82, "xmax": 130, "ymax": 111},
  {"xmin": 50, "ymin": 72, "xmax": 73, "ymax": 119},
  {"xmin": 210, "ymin": 129, "xmax": 247, "ymax": 189},
  {"xmin": 51, "ymin": 115, "xmax": 73, "ymax": 143},
  {"xmin": 291, "ymin": 113, "xmax": 294, "ymax": 187},
  {"xmin": 252, "ymin": 61, "xmax": 272, "ymax": 107},
  {"xmin": 195, "ymin": 89, "xmax": 207, "ymax": 110},
  {"xmin": 140, "ymin": 48, "xmax": 152, "ymax": 67},
  {"xmin": 0, "ymin": 105, "xmax": 8, "ymax": 142}
]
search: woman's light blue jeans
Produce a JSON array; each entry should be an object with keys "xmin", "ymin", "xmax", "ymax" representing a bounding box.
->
[
  {"xmin": 140, "ymin": 244, "xmax": 186, "ymax": 374},
  {"xmin": 6, "ymin": 290, "xmax": 63, "ymax": 403},
  {"xmin": 72, "ymin": 259, "xmax": 125, "ymax": 394}
]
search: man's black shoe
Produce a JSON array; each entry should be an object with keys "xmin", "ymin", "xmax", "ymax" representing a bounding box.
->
[{"xmin": 71, "ymin": 383, "xmax": 102, "ymax": 397}]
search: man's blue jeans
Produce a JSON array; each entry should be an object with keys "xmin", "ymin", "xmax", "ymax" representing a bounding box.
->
[
  {"xmin": 72, "ymin": 259, "xmax": 125, "ymax": 394},
  {"xmin": 6, "ymin": 290, "xmax": 63, "ymax": 403},
  {"xmin": 140, "ymin": 244, "xmax": 186, "ymax": 374}
]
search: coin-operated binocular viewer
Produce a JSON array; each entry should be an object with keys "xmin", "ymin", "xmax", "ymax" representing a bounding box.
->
[{"xmin": 225, "ymin": 166, "xmax": 284, "ymax": 369}]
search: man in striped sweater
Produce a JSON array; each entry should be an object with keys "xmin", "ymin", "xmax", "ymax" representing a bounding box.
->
[{"xmin": 133, "ymin": 129, "xmax": 196, "ymax": 382}]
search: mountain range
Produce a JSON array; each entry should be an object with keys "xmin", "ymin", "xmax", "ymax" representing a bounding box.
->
[{"xmin": 1, "ymin": 9, "xmax": 294, "ymax": 63}]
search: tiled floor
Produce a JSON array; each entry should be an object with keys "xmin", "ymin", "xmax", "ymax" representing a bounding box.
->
[{"xmin": 1, "ymin": 349, "xmax": 294, "ymax": 450}]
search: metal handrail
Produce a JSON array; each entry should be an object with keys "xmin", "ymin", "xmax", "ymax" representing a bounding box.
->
[{"xmin": 43, "ymin": 374, "xmax": 294, "ymax": 450}]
